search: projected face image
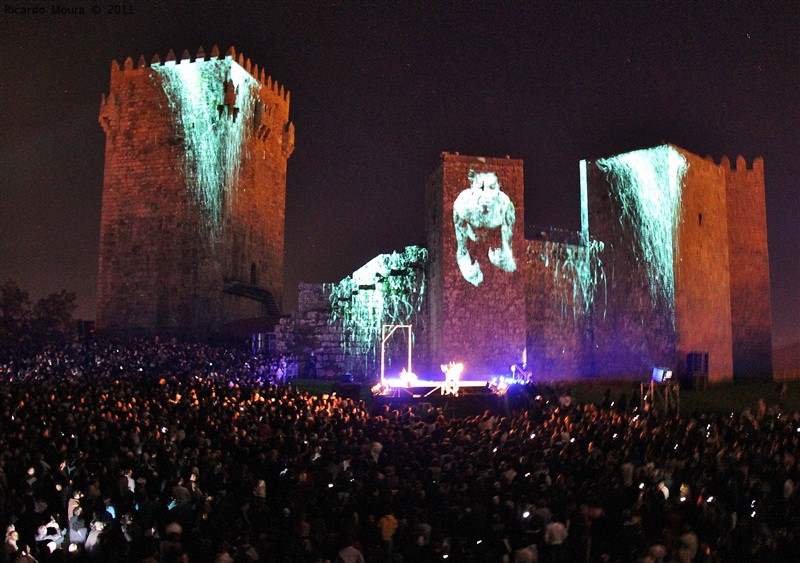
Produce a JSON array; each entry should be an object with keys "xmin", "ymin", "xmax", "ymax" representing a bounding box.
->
[{"xmin": 453, "ymin": 170, "xmax": 516, "ymax": 286}]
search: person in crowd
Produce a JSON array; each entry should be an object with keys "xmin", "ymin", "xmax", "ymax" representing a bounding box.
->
[{"xmin": 0, "ymin": 336, "xmax": 798, "ymax": 561}]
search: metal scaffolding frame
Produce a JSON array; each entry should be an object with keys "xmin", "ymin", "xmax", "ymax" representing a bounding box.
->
[
  {"xmin": 380, "ymin": 324, "xmax": 412, "ymax": 383},
  {"xmin": 641, "ymin": 380, "xmax": 680, "ymax": 416}
]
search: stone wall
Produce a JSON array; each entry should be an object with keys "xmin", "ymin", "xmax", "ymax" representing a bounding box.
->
[
  {"xmin": 425, "ymin": 154, "xmax": 527, "ymax": 377},
  {"xmin": 274, "ymin": 257, "xmax": 429, "ymax": 381},
  {"xmin": 273, "ymin": 283, "xmax": 344, "ymax": 376},
  {"xmin": 524, "ymin": 239, "xmax": 596, "ymax": 378},
  {"xmin": 724, "ymin": 156, "xmax": 773, "ymax": 379},
  {"xmin": 672, "ymin": 150, "xmax": 733, "ymax": 382},
  {"xmin": 424, "ymin": 164, "xmax": 445, "ymax": 373},
  {"xmin": 585, "ymin": 154, "xmax": 676, "ymax": 377},
  {"xmin": 277, "ymin": 147, "xmax": 772, "ymax": 383},
  {"xmin": 97, "ymin": 47, "xmax": 293, "ymax": 337},
  {"xmin": 583, "ymin": 145, "xmax": 762, "ymax": 382},
  {"xmin": 97, "ymin": 55, "xmax": 199, "ymax": 335}
]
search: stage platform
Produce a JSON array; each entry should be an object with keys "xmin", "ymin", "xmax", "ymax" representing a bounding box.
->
[{"xmin": 374, "ymin": 376, "xmax": 517, "ymax": 398}]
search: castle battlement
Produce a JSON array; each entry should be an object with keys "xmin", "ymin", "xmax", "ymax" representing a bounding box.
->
[
  {"xmin": 707, "ymin": 154, "xmax": 764, "ymax": 174},
  {"xmin": 108, "ymin": 46, "xmax": 290, "ymax": 104},
  {"xmin": 101, "ymin": 45, "xmax": 294, "ymax": 157}
]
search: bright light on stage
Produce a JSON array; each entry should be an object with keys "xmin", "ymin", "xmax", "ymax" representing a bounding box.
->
[
  {"xmin": 399, "ymin": 368, "xmax": 418, "ymax": 385},
  {"xmin": 371, "ymin": 367, "xmax": 525, "ymax": 399},
  {"xmin": 441, "ymin": 362, "xmax": 464, "ymax": 396}
]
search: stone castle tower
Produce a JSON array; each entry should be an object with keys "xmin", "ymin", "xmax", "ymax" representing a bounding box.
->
[
  {"xmin": 97, "ymin": 46, "xmax": 294, "ymax": 337},
  {"xmin": 527, "ymin": 145, "xmax": 773, "ymax": 382},
  {"xmin": 425, "ymin": 154, "xmax": 527, "ymax": 375}
]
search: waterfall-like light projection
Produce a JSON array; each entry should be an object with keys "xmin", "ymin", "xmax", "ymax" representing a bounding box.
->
[
  {"xmin": 152, "ymin": 58, "xmax": 258, "ymax": 235},
  {"xmin": 596, "ymin": 146, "xmax": 688, "ymax": 310},
  {"xmin": 536, "ymin": 240, "xmax": 606, "ymax": 322},
  {"xmin": 326, "ymin": 246, "xmax": 428, "ymax": 374}
]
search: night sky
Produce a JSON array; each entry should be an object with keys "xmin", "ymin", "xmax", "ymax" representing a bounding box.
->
[{"xmin": 1, "ymin": 1, "xmax": 798, "ymax": 346}]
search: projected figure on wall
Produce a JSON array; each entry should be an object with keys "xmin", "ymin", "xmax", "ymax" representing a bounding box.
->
[{"xmin": 453, "ymin": 170, "xmax": 516, "ymax": 286}]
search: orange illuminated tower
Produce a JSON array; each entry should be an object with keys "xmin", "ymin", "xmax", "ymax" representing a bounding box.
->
[{"xmin": 97, "ymin": 46, "xmax": 294, "ymax": 337}]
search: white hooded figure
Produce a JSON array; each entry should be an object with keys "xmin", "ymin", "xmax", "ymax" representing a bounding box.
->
[{"xmin": 453, "ymin": 170, "xmax": 516, "ymax": 286}]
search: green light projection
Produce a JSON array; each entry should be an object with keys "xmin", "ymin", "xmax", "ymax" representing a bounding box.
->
[
  {"xmin": 326, "ymin": 246, "xmax": 428, "ymax": 374},
  {"xmin": 453, "ymin": 170, "xmax": 516, "ymax": 286},
  {"xmin": 579, "ymin": 159, "xmax": 589, "ymax": 243},
  {"xmin": 152, "ymin": 58, "xmax": 259, "ymax": 235},
  {"xmin": 535, "ymin": 239, "xmax": 606, "ymax": 322},
  {"xmin": 596, "ymin": 146, "xmax": 688, "ymax": 311}
]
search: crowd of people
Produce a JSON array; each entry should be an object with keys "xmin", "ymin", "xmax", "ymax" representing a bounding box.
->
[{"xmin": 1, "ymin": 338, "xmax": 798, "ymax": 562}]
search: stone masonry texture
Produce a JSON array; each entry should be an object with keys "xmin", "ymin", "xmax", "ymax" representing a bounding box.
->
[
  {"xmin": 97, "ymin": 48, "xmax": 293, "ymax": 338},
  {"xmin": 724, "ymin": 156, "xmax": 773, "ymax": 380},
  {"xmin": 93, "ymin": 51, "xmax": 772, "ymax": 380},
  {"xmin": 425, "ymin": 154, "xmax": 527, "ymax": 377},
  {"xmin": 277, "ymin": 146, "xmax": 773, "ymax": 383}
]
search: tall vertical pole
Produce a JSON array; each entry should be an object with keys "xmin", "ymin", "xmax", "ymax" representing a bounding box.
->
[
  {"xmin": 380, "ymin": 325, "xmax": 386, "ymax": 383},
  {"xmin": 407, "ymin": 325, "xmax": 412, "ymax": 375}
]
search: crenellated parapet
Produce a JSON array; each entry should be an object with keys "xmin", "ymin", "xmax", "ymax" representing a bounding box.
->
[
  {"xmin": 711, "ymin": 154, "xmax": 765, "ymax": 175},
  {"xmin": 105, "ymin": 45, "xmax": 291, "ymax": 102},
  {"xmin": 99, "ymin": 45, "xmax": 293, "ymax": 147},
  {"xmin": 98, "ymin": 92, "xmax": 116, "ymax": 135},
  {"xmin": 281, "ymin": 121, "xmax": 295, "ymax": 158}
]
